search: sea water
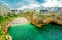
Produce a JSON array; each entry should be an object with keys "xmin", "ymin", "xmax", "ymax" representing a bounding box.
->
[{"xmin": 8, "ymin": 24, "xmax": 62, "ymax": 40}]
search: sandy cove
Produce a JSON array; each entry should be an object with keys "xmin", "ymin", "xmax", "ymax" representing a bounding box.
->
[{"xmin": 11, "ymin": 17, "xmax": 29, "ymax": 26}]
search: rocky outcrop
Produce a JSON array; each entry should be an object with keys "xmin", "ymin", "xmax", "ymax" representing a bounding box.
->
[
  {"xmin": 32, "ymin": 18, "xmax": 44, "ymax": 27},
  {"xmin": 32, "ymin": 15, "xmax": 62, "ymax": 27}
]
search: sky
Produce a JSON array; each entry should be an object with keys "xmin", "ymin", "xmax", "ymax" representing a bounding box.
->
[{"xmin": 0, "ymin": 0, "xmax": 62, "ymax": 10}]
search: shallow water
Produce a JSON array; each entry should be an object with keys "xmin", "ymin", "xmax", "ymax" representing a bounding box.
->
[{"xmin": 8, "ymin": 24, "xmax": 62, "ymax": 40}]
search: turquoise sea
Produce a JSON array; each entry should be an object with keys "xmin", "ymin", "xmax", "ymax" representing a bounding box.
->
[{"xmin": 8, "ymin": 23, "xmax": 62, "ymax": 40}]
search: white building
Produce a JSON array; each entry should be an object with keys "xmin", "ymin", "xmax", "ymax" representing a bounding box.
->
[
  {"xmin": 0, "ymin": 3, "xmax": 11, "ymax": 16},
  {"xmin": 47, "ymin": 7, "xmax": 59, "ymax": 12}
]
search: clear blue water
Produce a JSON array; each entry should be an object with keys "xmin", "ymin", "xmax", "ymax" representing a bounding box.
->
[{"xmin": 8, "ymin": 24, "xmax": 62, "ymax": 40}]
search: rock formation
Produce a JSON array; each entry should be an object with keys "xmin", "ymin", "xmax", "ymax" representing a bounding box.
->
[{"xmin": 32, "ymin": 14, "xmax": 62, "ymax": 27}]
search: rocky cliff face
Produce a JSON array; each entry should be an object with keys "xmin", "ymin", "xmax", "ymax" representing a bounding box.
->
[{"xmin": 32, "ymin": 14, "xmax": 62, "ymax": 27}]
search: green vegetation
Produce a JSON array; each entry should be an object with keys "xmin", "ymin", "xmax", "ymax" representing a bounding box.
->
[
  {"xmin": 37, "ymin": 14, "xmax": 44, "ymax": 18},
  {"xmin": 0, "ymin": 10, "xmax": 62, "ymax": 40},
  {"xmin": 0, "ymin": 12, "xmax": 19, "ymax": 40},
  {"xmin": 0, "ymin": 15, "xmax": 4, "ymax": 22},
  {"xmin": 0, "ymin": 10, "xmax": 35, "ymax": 40},
  {"xmin": 60, "ymin": 14, "xmax": 62, "ymax": 16},
  {"xmin": 0, "ymin": 26, "xmax": 6, "ymax": 40}
]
